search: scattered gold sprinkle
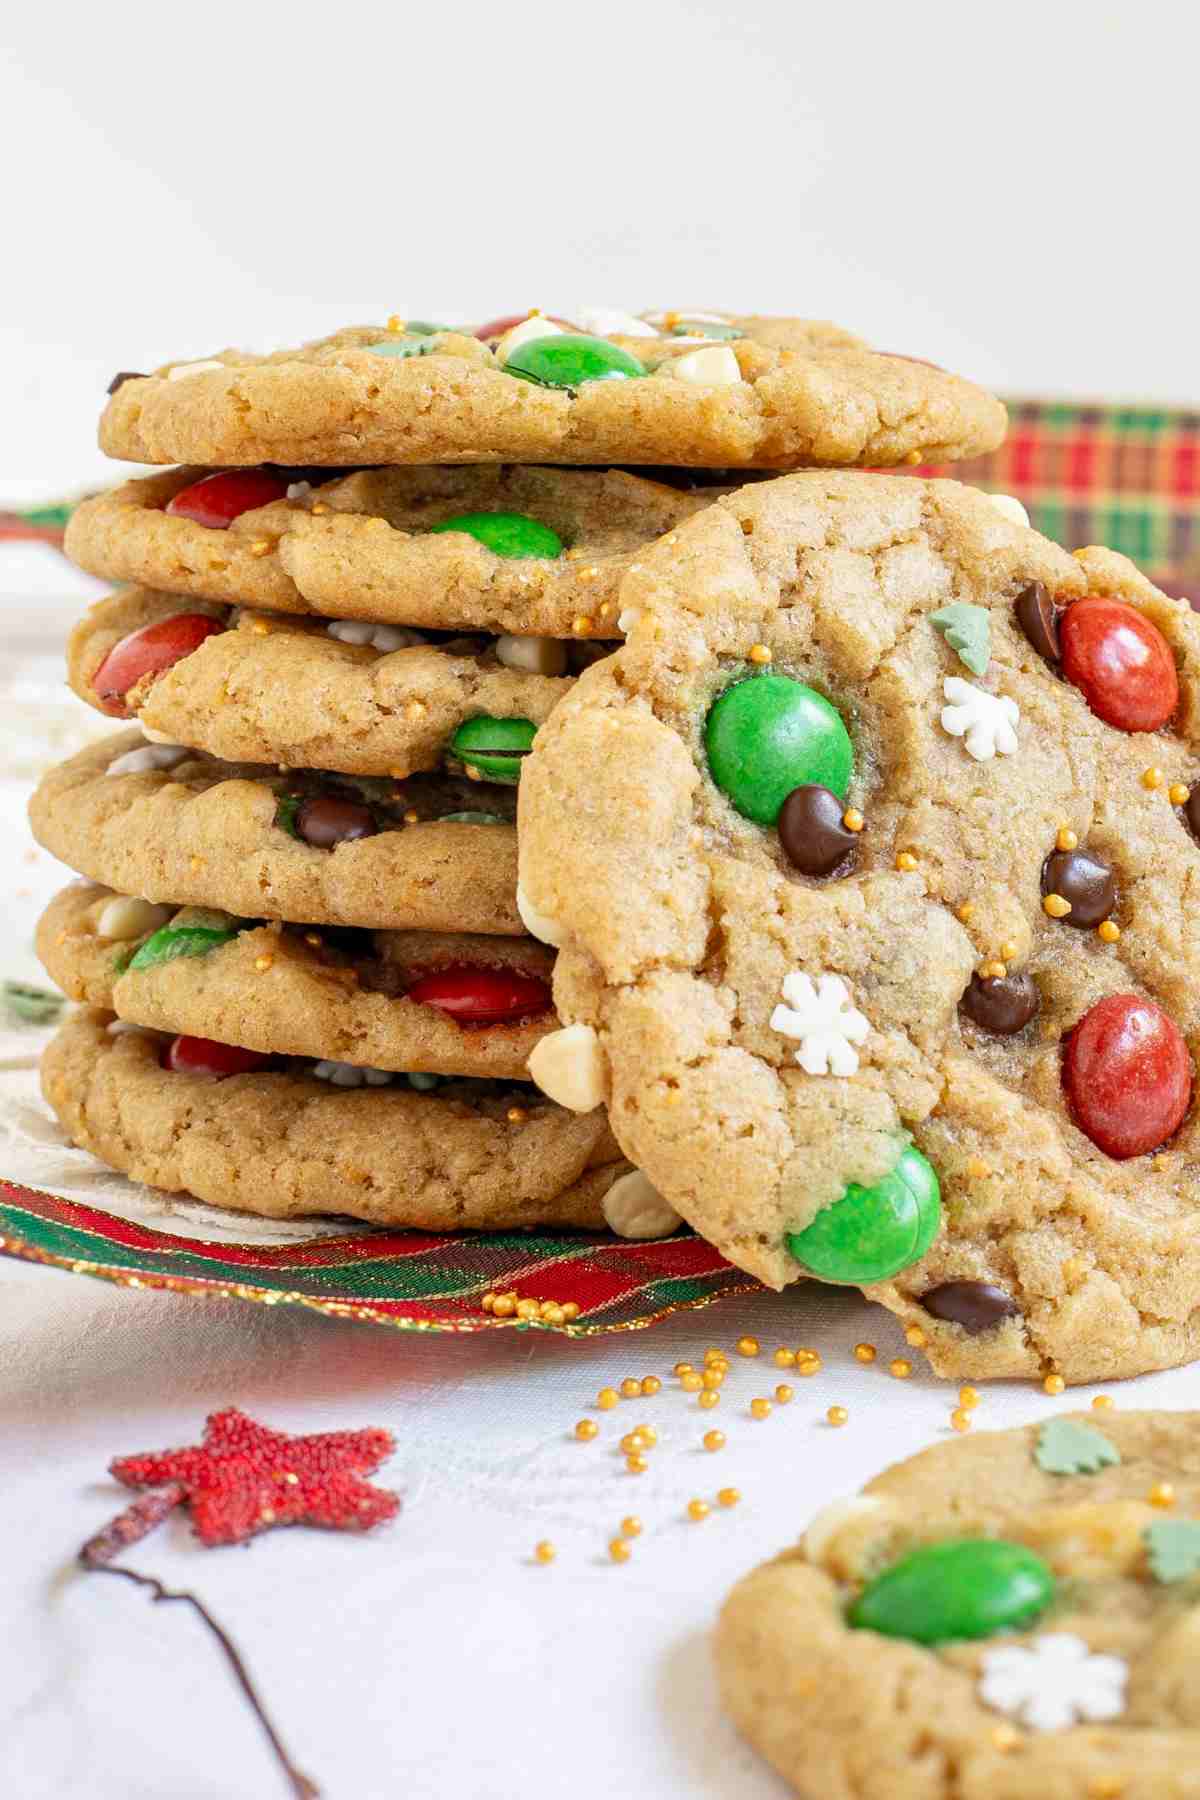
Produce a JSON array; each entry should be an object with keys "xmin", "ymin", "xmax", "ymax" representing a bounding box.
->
[
  {"xmin": 826, "ymin": 1406, "xmax": 848, "ymax": 1428},
  {"xmin": 904, "ymin": 449, "xmax": 922, "ymax": 466},
  {"xmin": 895, "ymin": 851, "xmax": 918, "ymax": 872},
  {"xmin": 950, "ymin": 1409, "xmax": 973, "ymax": 1432},
  {"xmin": 636, "ymin": 1425, "xmax": 658, "ymax": 1447},
  {"xmin": 1087, "ymin": 1777, "xmax": 1124, "ymax": 1799},
  {"xmin": 704, "ymin": 1347, "xmax": 725, "ymax": 1362},
  {"xmin": 1149, "ymin": 1482, "xmax": 1176, "ymax": 1509},
  {"xmin": 561, "ymin": 1302, "xmax": 581, "ymax": 1322},
  {"xmin": 402, "ymin": 809, "xmax": 420, "ymax": 823},
  {"xmin": 575, "ymin": 1419, "xmax": 598, "ymax": 1441},
  {"xmin": 310, "ymin": 501, "xmax": 330, "ymax": 516},
  {"xmin": 597, "ymin": 1387, "xmax": 619, "ymax": 1410},
  {"xmin": 701, "ymin": 1368, "xmax": 725, "ymax": 1390},
  {"xmin": 254, "ymin": 953, "xmax": 274, "ymax": 972},
  {"xmin": 1169, "ymin": 782, "xmax": 1189, "ymax": 806},
  {"xmin": 747, "ymin": 644, "xmax": 772, "ymax": 666},
  {"xmin": 304, "ymin": 931, "xmax": 322, "ymax": 947},
  {"xmin": 795, "ymin": 1353, "xmax": 822, "ymax": 1376},
  {"xmin": 687, "ymin": 1499, "xmax": 711, "ymax": 1522},
  {"xmin": 1097, "ymin": 920, "xmax": 1121, "ymax": 943},
  {"xmin": 775, "ymin": 1384, "xmax": 795, "ymax": 1405},
  {"xmin": 625, "ymin": 1453, "xmax": 648, "ymax": 1475},
  {"xmin": 572, "ymin": 615, "xmax": 593, "ymax": 637},
  {"xmin": 717, "ymin": 1487, "xmax": 741, "ymax": 1509},
  {"xmin": 516, "ymin": 1298, "xmax": 539, "ymax": 1320},
  {"xmin": 959, "ymin": 1386, "xmax": 980, "ymax": 1410},
  {"xmin": 750, "ymin": 1398, "xmax": 772, "ymax": 1421},
  {"xmin": 774, "ymin": 1347, "xmax": 796, "ymax": 1368},
  {"xmin": 620, "ymin": 1431, "xmax": 646, "ymax": 1455},
  {"xmin": 999, "ymin": 940, "xmax": 1019, "ymax": 961},
  {"xmin": 404, "ymin": 700, "xmax": 427, "ymax": 721},
  {"xmin": 1142, "ymin": 766, "xmax": 1165, "ymax": 790},
  {"xmin": 842, "ymin": 808, "xmax": 865, "ymax": 833},
  {"xmin": 990, "ymin": 1723, "xmax": 1020, "ymax": 1753},
  {"xmin": 620, "ymin": 1378, "xmax": 641, "ymax": 1400},
  {"xmin": 641, "ymin": 1375, "xmax": 662, "ymax": 1397},
  {"xmin": 492, "ymin": 1295, "xmax": 516, "ymax": 1318},
  {"xmin": 956, "ymin": 901, "xmax": 977, "ymax": 922},
  {"xmin": 889, "ymin": 1360, "xmax": 913, "ymax": 1380},
  {"xmin": 966, "ymin": 1156, "xmax": 992, "ymax": 1180},
  {"xmin": 681, "ymin": 1373, "xmax": 703, "ymax": 1393},
  {"xmin": 189, "ymin": 855, "xmax": 204, "ymax": 873},
  {"xmin": 1056, "ymin": 826, "xmax": 1079, "ymax": 852},
  {"xmin": 609, "ymin": 1538, "xmax": 631, "ymax": 1563},
  {"xmin": 736, "ymin": 1336, "xmax": 760, "ymax": 1357},
  {"xmin": 534, "ymin": 1540, "xmax": 556, "ymax": 1564},
  {"xmin": 481, "ymin": 1292, "xmax": 496, "ymax": 1313},
  {"xmin": 904, "ymin": 1325, "xmax": 928, "ymax": 1348},
  {"xmin": 698, "ymin": 1390, "xmax": 720, "ymax": 1412},
  {"xmin": 1092, "ymin": 1395, "xmax": 1114, "ymax": 1411},
  {"xmin": 1043, "ymin": 1373, "xmax": 1066, "ymax": 1396},
  {"xmin": 249, "ymin": 540, "xmax": 273, "ymax": 559},
  {"xmin": 386, "ymin": 315, "xmax": 406, "ymax": 333},
  {"xmin": 540, "ymin": 1302, "xmax": 566, "ymax": 1327},
  {"xmin": 979, "ymin": 961, "xmax": 1007, "ymax": 981},
  {"xmin": 703, "ymin": 1430, "xmax": 726, "ymax": 1452},
  {"xmin": 621, "ymin": 1516, "xmax": 642, "ymax": 1537},
  {"xmin": 1043, "ymin": 892, "xmax": 1072, "ymax": 918},
  {"xmin": 854, "ymin": 1342, "xmax": 877, "ymax": 1364}
]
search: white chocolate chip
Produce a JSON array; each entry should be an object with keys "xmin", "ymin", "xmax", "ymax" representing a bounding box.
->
[
  {"xmin": 601, "ymin": 1170, "xmax": 682, "ymax": 1239},
  {"xmin": 166, "ymin": 359, "xmax": 226, "ymax": 380},
  {"xmin": 516, "ymin": 881, "xmax": 566, "ymax": 947},
  {"xmin": 94, "ymin": 896, "xmax": 174, "ymax": 942},
  {"xmin": 987, "ymin": 492, "xmax": 1031, "ymax": 529},
  {"xmin": 642, "ymin": 309, "xmax": 730, "ymax": 326},
  {"xmin": 139, "ymin": 723, "xmax": 183, "ymax": 745},
  {"xmin": 495, "ymin": 634, "xmax": 568, "ymax": 676},
  {"xmin": 669, "ymin": 345, "xmax": 742, "ymax": 386},
  {"xmin": 105, "ymin": 741, "xmax": 190, "ymax": 777},
  {"xmin": 803, "ymin": 1496, "xmax": 889, "ymax": 1568},
  {"xmin": 326, "ymin": 619, "xmax": 425, "ymax": 652},
  {"xmin": 312, "ymin": 1059, "xmax": 395, "ymax": 1088},
  {"xmin": 493, "ymin": 315, "xmax": 564, "ymax": 365},
  {"xmin": 526, "ymin": 1024, "xmax": 607, "ymax": 1112},
  {"xmin": 574, "ymin": 307, "xmax": 658, "ymax": 339},
  {"xmin": 106, "ymin": 1020, "xmax": 157, "ymax": 1040},
  {"xmin": 286, "ymin": 481, "xmax": 313, "ymax": 501},
  {"xmin": 616, "ymin": 606, "xmax": 642, "ymax": 635}
]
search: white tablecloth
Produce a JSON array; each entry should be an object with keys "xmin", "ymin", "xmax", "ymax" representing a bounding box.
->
[{"xmin": 2, "ymin": 548, "xmax": 1197, "ymax": 1800}]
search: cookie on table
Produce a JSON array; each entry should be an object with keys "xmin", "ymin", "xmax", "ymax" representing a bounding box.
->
[
  {"xmin": 43, "ymin": 1011, "xmax": 627, "ymax": 1231},
  {"xmin": 67, "ymin": 587, "xmax": 585, "ymax": 778},
  {"xmin": 29, "ymin": 734, "xmax": 525, "ymax": 935},
  {"xmin": 65, "ymin": 464, "xmax": 719, "ymax": 637},
  {"xmin": 38, "ymin": 882, "xmax": 556, "ymax": 1081},
  {"xmin": 717, "ymin": 1410, "xmax": 1200, "ymax": 1799},
  {"xmin": 96, "ymin": 312, "xmax": 1005, "ymax": 471},
  {"xmin": 518, "ymin": 470, "xmax": 1200, "ymax": 1383}
]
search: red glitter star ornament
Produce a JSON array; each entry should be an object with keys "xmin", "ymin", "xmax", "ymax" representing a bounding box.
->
[{"xmin": 110, "ymin": 1407, "xmax": 399, "ymax": 1546}]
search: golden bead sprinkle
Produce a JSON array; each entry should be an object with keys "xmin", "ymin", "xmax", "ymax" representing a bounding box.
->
[
  {"xmin": 1043, "ymin": 1373, "xmax": 1066, "ymax": 1396},
  {"xmin": 698, "ymin": 1390, "xmax": 720, "ymax": 1411},
  {"xmin": 621, "ymin": 1516, "xmax": 642, "ymax": 1538},
  {"xmin": 979, "ymin": 961, "xmax": 1007, "ymax": 981},
  {"xmin": 826, "ymin": 1406, "xmax": 849, "ymax": 1428},
  {"xmin": 597, "ymin": 1387, "xmax": 619, "ymax": 1410},
  {"xmin": 515, "ymin": 1299, "xmax": 539, "ymax": 1321},
  {"xmin": 625, "ymin": 1453, "xmax": 648, "ymax": 1475},
  {"xmin": 701, "ymin": 1369, "xmax": 725, "ymax": 1390},
  {"xmin": 854, "ymin": 1342, "xmax": 877, "ymax": 1364},
  {"xmin": 775, "ymin": 1384, "xmax": 795, "ymax": 1405},
  {"xmin": 620, "ymin": 1432, "xmax": 646, "ymax": 1455},
  {"xmin": 572, "ymin": 615, "xmax": 593, "ymax": 637},
  {"xmin": 999, "ymin": 940, "xmax": 1019, "ymax": 962},
  {"xmin": 703, "ymin": 1430, "xmax": 726, "ymax": 1452},
  {"xmin": 506, "ymin": 1106, "xmax": 528, "ymax": 1124},
  {"xmin": 534, "ymin": 1541, "xmax": 556, "ymax": 1565},
  {"xmin": 1169, "ymin": 782, "xmax": 1189, "ymax": 806},
  {"xmin": 904, "ymin": 1325, "xmax": 928, "ymax": 1348},
  {"xmin": 1097, "ymin": 920, "xmax": 1121, "ymax": 943},
  {"xmin": 889, "ymin": 1359, "xmax": 912, "ymax": 1380},
  {"xmin": 842, "ymin": 808, "xmax": 865, "ymax": 833},
  {"xmin": 950, "ymin": 1409, "xmax": 973, "ymax": 1433},
  {"xmin": 956, "ymin": 901, "xmax": 977, "ymax": 922},
  {"xmin": 895, "ymin": 850, "xmax": 918, "ymax": 872},
  {"xmin": 673, "ymin": 1361, "xmax": 694, "ymax": 1378},
  {"xmin": 687, "ymin": 1499, "xmax": 711, "ymax": 1522},
  {"xmin": 1056, "ymin": 826, "xmax": 1079, "ymax": 852},
  {"xmin": 959, "ymin": 1386, "xmax": 980, "ymax": 1410},
  {"xmin": 1092, "ymin": 1394, "xmax": 1114, "ymax": 1411},
  {"xmin": 747, "ymin": 644, "xmax": 772, "ymax": 666},
  {"xmin": 750, "ymin": 1398, "xmax": 772, "ymax": 1421},
  {"xmin": 736, "ymin": 1335, "xmax": 760, "ymax": 1357},
  {"xmin": 492, "ymin": 1296, "xmax": 516, "ymax": 1319},
  {"xmin": 717, "ymin": 1486, "xmax": 741, "ymax": 1509},
  {"xmin": 575, "ymin": 1419, "xmax": 599, "ymax": 1442},
  {"xmin": 680, "ymin": 1373, "xmax": 704, "ymax": 1393},
  {"xmin": 1142, "ymin": 766, "xmax": 1165, "ymax": 790},
  {"xmin": 636, "ymin": 1425, "xmax": 658, "ymax": 1447},
  {"xmin": 619, "ymin": 1378, "xmax": 641, "ymax": 1399},
  {"xmin": 1149, "ymin": 1482, "xmax": 1176, "ymax": 1509},
  {"xmin": 561, "ymin": 1302, "xmax": 581, "ymax": 1322},
  {"xmin": 641, "ymin": 1376, "xmax": 662, "ymax": 1397},
  {"xmin": 609, "ymin": 1538, "xmax": 631, "ymax": 1563},
  {"xmin": 1043, "ymin": 892, "xmax": 1072, "ymax": 918}
]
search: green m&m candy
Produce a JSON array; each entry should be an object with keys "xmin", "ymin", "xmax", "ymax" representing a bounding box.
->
[
  {"xmin": 848, "ymin": 1539, "xmax": 1055, "ymax": 1646},
  {"xmin": 504, "ymin": 334, "xmax": 647, "ymax": 392},
  {"xmin": 786, "ymin": 1145, "xmax": 940, "ymax": 1284},
  {"xmin": 449, "ymin": 717, "xmax": 538, "ymax": 783},
  {"xmin": 428, "ymin": 512, "xmax": 564, "ymax": 560},
  {"xmin": 128, "ymin": 909, "xmax": 240, "ymax": 971},
  {"xmin": 438, "ymin": 811, "xmax": 509, "ymax": 825},
  {"xmin": 364, "ymin": 333, "xmax": 443, "ymax": 359},
  {"xmin": 705, "ymin": 675, "xmax": 853, "ymax": 826},
  {"xmin": 670, "ymin": 320, "xmax": 745, "ymax": 340}
]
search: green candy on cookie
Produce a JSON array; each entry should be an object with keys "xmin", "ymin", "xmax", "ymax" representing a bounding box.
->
[
  {"xmin": 449, "ymin": 717, "xmax": 538, "ymax": 784},
  {"xmin": 848, "ymin": 1539, "xmax": 1055, "ymax": 1646},
  {"xmin": 786, "ymin": 1145, "xmax": 940, "ymax": 1284},
  {"xmin": 504, "ymin": 334, "xmax": 647, "ymax": 392},
  {"xmin": 128, "ymin": 911, "xmax": 240, "ymax": 971},
  {"xmin": 428, "ymin": 512, "xmax": 564, "ymax": 560},
  {"xmin": 705, "ymin": 674, "xmax": 853, "ymax": 826}
]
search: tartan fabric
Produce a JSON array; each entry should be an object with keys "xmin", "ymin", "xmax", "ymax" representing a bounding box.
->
[{"xmin": 3, "ymin": 394, "xmax": 1197, "ymax": 1333}]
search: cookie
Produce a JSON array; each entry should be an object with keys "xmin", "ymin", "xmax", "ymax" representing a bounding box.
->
[
  {"xmin": 43, "ymin": 1010, "xmax": 625, "ymax": 1230},
  {"xmin": 96, "ymin": 314, "xmax": 1005, "ymax": 471},
  {"xmin": 68, "ymin": 587, "xmax": 582, "ymax": 777},
  {"xmin": 65, "ymin": 464, "xmax": 718, "ymax": 637},
  {"xmin": 29, "ymin": 733, "xmax": 524, "ymax": 935},
  {"xmin": 518, "ymin": 471, "xmax": 1200, "ymax": 1382},
  {"xmin": 38, "ymin": 882, "xmax": 556, "ymax": 1080},
  {"xmin": 717, "ymin": 1411, "xmax": 1200, "ymax": 1799}
]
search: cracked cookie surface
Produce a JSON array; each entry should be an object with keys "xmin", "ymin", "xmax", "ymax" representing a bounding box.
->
[
  {"xmin": 97, "ymin": 315, "xmax": 1005, "ymax": 470},
  {"xmin": 39, "ymin": 882, "xmax": 556, "ymax": 1080},
  {"xmin": 519, "ymin": 471, "xmax": 1200, "ymax": 1382},
  {"xmin": 717, "ymin": 1411, "xmax": 1200, "ymax": 1799},
  {"xmin": 29, "ymin": 733, "xmax": 524, "ymax": 934},
  {"xmin": 43, "ymin": 1011, "xmax": 623, "ymax": 1230}
]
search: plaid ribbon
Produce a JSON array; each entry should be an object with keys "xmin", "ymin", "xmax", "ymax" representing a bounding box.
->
[{"xmin": 4, "ymin": 394, "xmax": 1197, "ymax": 1332}]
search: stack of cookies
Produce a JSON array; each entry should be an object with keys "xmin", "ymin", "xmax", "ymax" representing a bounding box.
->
[{"xmin": 28, "ymin": 308, "xmax": 1006, "ymax": 1252}]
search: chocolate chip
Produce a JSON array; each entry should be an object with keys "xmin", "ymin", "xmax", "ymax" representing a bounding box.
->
[
  {"xmin": 921, "ymin": 1280, "xmax": 1022, "ymax": 1335},
  {"xmin": 1014, "ymin": 581, "xmax": 1061, "ymax": 664},
  {"xmin": 777, "ymin": 784, "xmax": 857, "ymax": 877},
  {"xmin": 1041, "ymin": 848, "xmax": 1116, "ymax": 928},
  {"xmin": 106, "ymin": 371, "xmax": 147, "ymax": 395},
  {"xmin": 295, "ymin": 795, "xmax": 377, "ymax": 849},
  {"xmin": 959, "ymin": 971, "xmax": 1040, "ymax": 1035},
  {"xmin": 1185, "ymin": 785, "xmax": 1200, "ymax": 842}
]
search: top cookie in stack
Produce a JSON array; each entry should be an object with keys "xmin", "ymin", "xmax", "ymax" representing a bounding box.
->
[{"xmin": 31, "ymin": 306, "xmax": 1005, "ymax": 1240}]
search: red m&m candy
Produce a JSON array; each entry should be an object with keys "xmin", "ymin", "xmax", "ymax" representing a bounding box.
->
[
  {"xmin": 1063, "ymin": 993, "xmax": 1192, "ymax": 1159},
  {"xmin": 405, "ymin": 965, "xmax": 553, "ymax": 1026},
  {"xmin": 1060, "ymin": 597, "xmax": 1179, "ymax": 732},
  {"xmin": 92, "ymin": 613, "xmax": 226, "ymax": 716},
  {"xmin": 474, "ymin": 313, "xmax": 575, "ymax": 341},
  {"xmin": 166, "ymin": 468, "xmax": 288, "ymax": 529},
  {"xmin": 163, "ymin": 1035, "xmax": 272, "ymax": 1079}
]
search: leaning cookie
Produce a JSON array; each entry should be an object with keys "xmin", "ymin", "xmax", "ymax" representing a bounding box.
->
[
  {"xmin": 519, "ymin": 471, "xmax": 1200, "ymax": 1383},
  {"xmin": 717, "ymin": 1411, "xmax": 1200, "ymax": 1799},
  {"xmin": 30, "ymin": 734, "xmax": 525, "ymax": 935},
  {"xmin": 38, "ymin": 882, "xmax": 556, "ymax": 1081},
  {"xmin": 65, "ymin": 465, "xmax": 718, "ymax": 636},
  {"xmin": 97, "ymin": 314, "xmax": 1006, "ymax": 470},
  {"xmin": 43, "ymin": 1011, "xmax": 628, "ymax": 1231},
  {"xmin": 67, "ymin": 587, "xmax": 582, "ymax": 777}
]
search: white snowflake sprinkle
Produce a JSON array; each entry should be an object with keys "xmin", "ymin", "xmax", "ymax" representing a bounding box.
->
[
  {"xmin": 940, "ymin": 676, "xmax": 1020, "ymax": 761},
  {"xmin": 770, "ymin": 972, "xmax": 870, "ymax": 1077},
  {"xmin": 978, "ymin": 1634, "xmax": 1127, "ymax": 1733}
]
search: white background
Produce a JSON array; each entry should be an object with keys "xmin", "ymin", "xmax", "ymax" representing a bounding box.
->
[
  {"xmin": 3, "ymin": 0, "xmax": 1199, "ymax": 495},
  {"xmin": 3, "ymin": 7, "xmax": 1200, "ymax": 1797}
]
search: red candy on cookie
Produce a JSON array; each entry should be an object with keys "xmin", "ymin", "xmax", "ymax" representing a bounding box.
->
[
  {"xmin": 1060, "ymin": 596, "xmax": 1179, "ymax": 732},
  {"xmin": 163, "ymin": 1035, "xmax": 272, "ymax": 1079},
  {"xmin": 92, "ymin": 613, "xmax": 226, "ymax": 716},
  {"xmin": 165, "ymin": 468, "xmax": 288, "ymax": 529},
  {"xmin": 473, "ymin": 313, "xmax": 575, "ymax": 341},
  {"xmin": 1063, "ymin": 993, "xmax": 1192, "ymax": 1159},
  {"xmin": 406, "ymin": 965, "xmax": 553, "ymax": 1025}
]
